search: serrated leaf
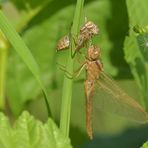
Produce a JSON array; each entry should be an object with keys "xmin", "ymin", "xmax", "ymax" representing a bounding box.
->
[{"xmin": 0, "ymin": 111, "xmax": 72, "ymax": 148}]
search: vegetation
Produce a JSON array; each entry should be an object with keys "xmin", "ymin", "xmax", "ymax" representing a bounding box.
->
[{"xmin": 0, "ymin": 0, "xmax": 148, "ymax": 147}]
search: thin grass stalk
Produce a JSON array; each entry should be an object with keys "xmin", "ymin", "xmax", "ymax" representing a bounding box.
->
[
  {"xmin": 0, "ymin": 10, "xmax": 52, "ymax": 116},
  {"xmin": 60, "ymin": 0, "xmax": 84, "ymax": 138},
  {"xmin": 0, "ymin": 32, "xmax": 8, "ymax": 109}
]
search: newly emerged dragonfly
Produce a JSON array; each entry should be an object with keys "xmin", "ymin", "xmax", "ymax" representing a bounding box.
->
[
  {"xmin": 84, "ymin": 46, "xmax": 148, "ymax": 139},
  {"xmin": 56, "ymin": 21, "xmax": 99, "ymax": 55},
  {"xmin": 59, "ymin": 45, "xmax": 148, "ymax": 139}
]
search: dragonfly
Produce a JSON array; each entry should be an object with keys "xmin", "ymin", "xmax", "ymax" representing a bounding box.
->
[
  {"xmin": 56, "ymin": 21, "xmax": 99, "ymax": 56},
  {"xmin": 84, "ymin": 45, "xmax": 148, "ymax": 139},
  {"xmin": 59, "ymin": 45, "xmax": 148, "ymax": 139}
]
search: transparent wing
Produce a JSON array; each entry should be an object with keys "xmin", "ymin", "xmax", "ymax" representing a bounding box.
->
[{"xmin": 93, "ymin": 71, "xmax": 148, "ymax": 122}]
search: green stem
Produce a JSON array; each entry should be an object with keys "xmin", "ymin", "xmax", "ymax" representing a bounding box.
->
[
  {"xmin": 0, "ymin": 31, "xmax": 8, "ymax": 109},
  {"xmin": 60, "ymin": 0, "xmax": 84, "ymax": 138}
]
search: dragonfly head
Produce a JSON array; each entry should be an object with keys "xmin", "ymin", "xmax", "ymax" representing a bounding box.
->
[{"xmin": 87, "ymin": 45, "xmax": 101, "ymax": 60}]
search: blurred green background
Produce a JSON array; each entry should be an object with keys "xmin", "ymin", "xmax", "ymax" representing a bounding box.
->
[{"xmin": 0, "ymin": 0, "xmax": 148, "ymax": 147}]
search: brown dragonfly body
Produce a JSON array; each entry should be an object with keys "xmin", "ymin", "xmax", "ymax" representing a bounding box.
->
[
  {"xmin": 81, "ymin": 45, "xmax": 148, "ymax": 139},
  {"xmin": 84, "ymin": 45, "xmax": 102, "ymax": 139}
]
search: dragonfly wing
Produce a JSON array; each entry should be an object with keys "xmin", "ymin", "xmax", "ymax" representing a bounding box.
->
[{"xmin": 93, "ymin": 71, "xmax": 148, "ymax": 122}]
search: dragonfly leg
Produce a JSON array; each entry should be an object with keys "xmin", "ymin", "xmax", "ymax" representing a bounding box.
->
[
  {"xmin": 57, "ymin": 62, "xmax": 86, "ymax": 79},
  {"xmin": 56, "ymin": 63, "xmax": 73, "ymax": 79},
  {"xmin": 74, "ymin": 62, "xmax": 86, "ymax": 78}
]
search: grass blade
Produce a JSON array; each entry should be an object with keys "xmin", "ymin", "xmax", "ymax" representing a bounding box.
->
[
  {"xmin": 0, "ymin": 31, "xmax": 8, "ymax": 109},
  {"xmin": 0, "ymin": 10, "xmax": 51, "ymax": 116}
]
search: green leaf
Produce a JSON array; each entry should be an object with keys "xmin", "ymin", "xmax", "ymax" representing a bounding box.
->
[
  {"xmin": 142, "ymin": 141, "xmax": 148, "ymax": 148},
  {"xmin": 124, "ymin": 36, "xmax": 144, "ymax": 90},
  {"xmin": 126, "ymin": 0, "xmax": 148, "ymax": 28},
  {"xmin": 0, "ymin": 111, "xmax": 72, "ymax": 148},
  {"xmin": 124, "ymin": 0, "xmax": 148, "ymax": 110},
  {"xmin": 137, "ymin": 34, "xmax": 148, "ymax": 60}
]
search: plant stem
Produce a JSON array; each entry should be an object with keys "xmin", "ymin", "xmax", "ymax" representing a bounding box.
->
[
  {"xmin": 0, "ymin": 31, "xmax": 8, "ymax": 109},
  {"xmin": 60, "ymin": 0, "xmax": 84, "ymax": 138}
]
